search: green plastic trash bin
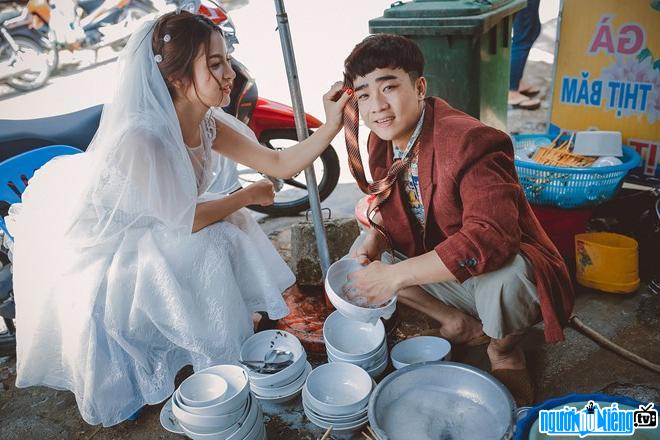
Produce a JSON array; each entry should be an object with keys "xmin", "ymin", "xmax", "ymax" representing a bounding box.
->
[{"xmin": 369, "ymin": 0, "xmax": 526, "ymax": 130}]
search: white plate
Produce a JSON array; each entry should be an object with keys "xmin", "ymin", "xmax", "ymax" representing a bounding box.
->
[{"xmin": 159, "ymin": 397, "xmax": 184, "ymax": 434}]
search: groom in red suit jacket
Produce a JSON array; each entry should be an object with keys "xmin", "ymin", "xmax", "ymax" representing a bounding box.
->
[{"xmin": 343, "ymin": 34, "xmax": 574, "ymax": 406}]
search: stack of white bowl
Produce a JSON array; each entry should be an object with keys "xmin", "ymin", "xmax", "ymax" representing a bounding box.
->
[
  {"xmin": 323, "ymin": 310, "xmax": 389, "ymax": 377},
  {"xmin": 302, "ymin": 362, "xmax": 373, "ymax": 433},
  {"xmin": 240, "ymin": 329, "xmax": 311, "ymax": 404},
  {"xmin": 169, "ymin": 364, "xmax": 266, "ymax": 440}
]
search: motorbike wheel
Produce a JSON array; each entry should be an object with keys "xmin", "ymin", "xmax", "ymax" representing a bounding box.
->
[
  {"xmin": 45, "ymin": 31, "xmax": 59, "ymax": 74},
  {"xmin": 5, "ymin": 36, "xmax": 51, "ymax": 92},
  {"xmin": 242, "ymin": 129, "xmax": 340, "ymax": 217}
]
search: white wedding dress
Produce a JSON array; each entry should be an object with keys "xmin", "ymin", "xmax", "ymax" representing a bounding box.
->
[{"xmin": 6, "ymin": 20, "xmax": 292, "ymax": 427}]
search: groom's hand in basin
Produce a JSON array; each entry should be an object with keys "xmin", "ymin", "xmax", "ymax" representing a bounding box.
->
[{"xmin": 346, "ymin": 260, "xmax": 398, "ymax": 306}]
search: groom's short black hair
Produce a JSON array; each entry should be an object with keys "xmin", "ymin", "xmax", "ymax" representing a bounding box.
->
[{"xmin": 344, "ymin": 34, "xmax": 424, "ymax": 82}]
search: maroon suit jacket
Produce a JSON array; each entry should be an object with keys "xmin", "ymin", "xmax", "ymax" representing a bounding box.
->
[{"xmin": 368, "ymin": 97, "xmax": 574, "ymax": 343}]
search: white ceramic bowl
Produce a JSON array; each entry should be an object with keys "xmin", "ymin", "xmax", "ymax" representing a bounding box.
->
[
  {"xmin": 243, "ymin": 411, "xmax": 265, "ymax": 440},
  {"xmin": 591, "ymin": 156, "xmax": 623, "ymax": 167},
  {"xmin": 326, "ymin": 342, "xmax": 387, "ymax": 369},
  {"xmin": 176, "ymin": 365, "xmax": 250, "ymax": 416},
  {"xmin": 323, "ymin": 310, "xmax": 385, "ymax": 359},
  {"xmin": 180, "ymin": 394, "xmax": 261, "ymax": 440},
  {"xmin": 171, "ymin": 391, "xmax": 247, "ymax": 430},
  {"xmin": 325, "ymin": 258, "xmax": 397, "ymax": 324},
  {"xmin": 252, "ymin": 376, "xmax": 307, "ymax": 404},
  {"xmin": 176, "ymin": 393, "xmax": 251, "ymax": 437},
  {"xmin": 390, "ymin": 336, "xmax": 451, "ymax": 370},
  {"xmin": 302, "ymin": 391, "xmax": 368, "ymax": 422},
  {"xmin": 240, "ymin": 330, "xmax": 307, "ymax": 387},
  {"xmin": 573, "ymin": 131, "xmax": 623, "ymax": 157},
  {"xmin": 178, "ymin": 373, "xmax": 228, "ymax": 408},
  {"xmin": 365, "ymin": 352, "xmax": 389, "ymax": 378},
  {"xmin": 226, "ymin": 402, "xmax": 262, "ymax": 440},
  {"xmin": 304, "ymin": 405, "xmax": 369, "ymax": 432},
  {"xmin": 250, "ymin": 361, "xmax": 312, "ymax": 398},
  {"xmin": 304, "ymin": 362, "xmax": 372, "ymax": 416}
]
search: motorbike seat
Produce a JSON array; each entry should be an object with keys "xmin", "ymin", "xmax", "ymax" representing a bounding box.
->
[
  {"xmin": 0, "ymin": 105, "xmax": 102, "ymax": 162},
  {"xmin": 0, "ymin": 10, "xmax": 21, "ymax": 26}
]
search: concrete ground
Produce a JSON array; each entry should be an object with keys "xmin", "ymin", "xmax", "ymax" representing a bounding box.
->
[
  {"xmin": 1, "ymin": 176, "xmax": 658, "ymax": 439},
  {"xmin": 1, "ymin": 2, "xmax": 658, "ymax": 437}
]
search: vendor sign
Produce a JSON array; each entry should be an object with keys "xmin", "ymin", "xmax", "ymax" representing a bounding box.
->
[{"xmin": 549, "ymin": 0, "xmax": 659, "ymax": 179}]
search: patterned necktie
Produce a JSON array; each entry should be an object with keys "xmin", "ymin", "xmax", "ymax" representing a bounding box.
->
[{"xmin": 342, "ymin": 78, "xmax": 421, "ymax": 250}]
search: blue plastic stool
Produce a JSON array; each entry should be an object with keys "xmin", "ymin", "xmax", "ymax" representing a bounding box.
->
[{"xmin": 0, "ymin": 145, "xmax": 82, "ymax": 239}]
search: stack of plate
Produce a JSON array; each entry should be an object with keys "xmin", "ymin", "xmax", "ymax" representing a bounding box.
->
[
  {"xmin": 240, "ymin": 329, "xmax": 311, "ymax": 404},
  {"xmin": 302, "ymin": 362, "xmax": 373, "ymax": 434},
  {"xmin": 160, "ymin": 364, "xmax": 266, "ymax": 440},
  {"xmin": 323, "ymin": 311, "xmax": 389, "ymax": 377}
]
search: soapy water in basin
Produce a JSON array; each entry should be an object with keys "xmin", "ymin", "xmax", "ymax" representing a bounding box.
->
[
  {"xmin": 341, "ymin": 280, "xmax": 387, "ymax": 309},
  {"xmin": 377, "ymin": 386, "xmax": 503, "ymax": 440}
]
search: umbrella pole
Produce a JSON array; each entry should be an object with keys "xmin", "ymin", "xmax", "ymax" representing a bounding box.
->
[{"xmin": 273, "ymin": 0, "xmax": 331, "ymax": 276}]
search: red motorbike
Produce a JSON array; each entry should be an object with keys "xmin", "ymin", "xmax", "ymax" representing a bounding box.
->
[
  {"xmin": 0, "ymin": 1, "xmax": 340, "ymax": 217},
  {"xmin": 198, "ymin": 0, "xmax": 340, "ymax": 216}
]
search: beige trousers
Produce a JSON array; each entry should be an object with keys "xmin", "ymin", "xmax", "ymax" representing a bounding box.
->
[{"xmin": 350, "ymin": 234, "xmax": 542, "ymax": 339}]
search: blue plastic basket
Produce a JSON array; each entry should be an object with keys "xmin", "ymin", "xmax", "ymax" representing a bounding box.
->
[{"xmin": 512, "ymin": 134, "xmax": 641, "ymax": 208}]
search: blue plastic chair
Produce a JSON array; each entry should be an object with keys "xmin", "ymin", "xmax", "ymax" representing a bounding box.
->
[{"xmin": 0, "ymin": 145, "xmax": 83, "ymax": 239}]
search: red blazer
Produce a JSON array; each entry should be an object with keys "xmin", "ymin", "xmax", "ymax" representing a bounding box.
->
[{"xmin": 368, "ymin": 97, "xmax": 574, "ymax": 343}]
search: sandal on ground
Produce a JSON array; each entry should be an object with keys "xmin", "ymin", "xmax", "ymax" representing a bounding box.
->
[
  {"xmin": 491, "ymin": 368, "xmax": 534, "ymax": 407},
  {"xmin": 508, "ymin": 96, "xmax": 541, "ymax": 110},
  {"xmin": 519, "ymin": 85, "xmax": 541, "ymax": 97}
]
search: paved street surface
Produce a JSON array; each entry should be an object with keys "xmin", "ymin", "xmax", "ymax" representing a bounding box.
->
[{"xmin": 5, "ymin": 2, "xmax": 654, "ymax": 440}]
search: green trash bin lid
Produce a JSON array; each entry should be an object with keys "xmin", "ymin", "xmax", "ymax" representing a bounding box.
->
[{"xmin": 370, "ymin": 0, "xmax": 526, "ymax": 36}]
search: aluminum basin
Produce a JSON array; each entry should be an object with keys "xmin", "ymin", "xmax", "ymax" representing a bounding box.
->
[{"xmin": 368, "ymin": 362, "xmax": 516, "ymax": 440}]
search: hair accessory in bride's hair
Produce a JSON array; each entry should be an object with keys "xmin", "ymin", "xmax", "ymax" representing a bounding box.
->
[
  {"xmin": 163, "ymin": 34, "xmax": 171, "ymax": 43},
  {"xmin": 154, "ymin": 54, "xmax": 163, "ymax": 63}
]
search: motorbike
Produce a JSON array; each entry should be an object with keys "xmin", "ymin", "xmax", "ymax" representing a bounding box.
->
[
  {"xmin": 0, "ymin": 7, "xmax": 54, "ymax": 91},
  {"xmin": 0, "ymin": 0, "xmax": 341, "ymax": 354},
  {"xmin": 26, "ymin": 0, "xmax": 155, "ymax": 67},
  {"xmin": 204, "ymin": 0, "xmax": 340, "ymax": 216}
]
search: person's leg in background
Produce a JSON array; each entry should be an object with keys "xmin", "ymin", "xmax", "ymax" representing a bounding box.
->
[{"xmin": 509, "ymin": 0, "xmax": 542, "ymax": 110}]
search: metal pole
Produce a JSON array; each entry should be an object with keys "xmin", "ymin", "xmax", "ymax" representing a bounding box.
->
[{"xmin": 273, "ymin": 0, "xmax": 331, "ymax": 275}]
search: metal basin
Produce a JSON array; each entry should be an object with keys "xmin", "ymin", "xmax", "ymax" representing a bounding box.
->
[{"xmin": 368, "ymin": 362, "xmax": 516, "ymax": 440}]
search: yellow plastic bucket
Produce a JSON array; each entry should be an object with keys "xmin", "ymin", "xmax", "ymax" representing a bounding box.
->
[{"xmin": 575, "ymin": 232, "xmax": 640, "ymax": 294}]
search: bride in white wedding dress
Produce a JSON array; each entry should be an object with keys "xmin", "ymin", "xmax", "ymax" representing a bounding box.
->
[{"xmin": 6, "ymin": 11, "xmax": 350, "ymax": 427}]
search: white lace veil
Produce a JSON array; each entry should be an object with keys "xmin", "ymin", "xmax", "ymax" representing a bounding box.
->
[{"xmin": 64, "ymin": 19, "xmax": 199, "ymax": 247}]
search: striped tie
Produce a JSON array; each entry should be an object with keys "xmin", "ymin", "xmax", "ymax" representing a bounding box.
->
[{"xmin": 342, "ymin": 78, "xmax": 421, "ymax": 251}]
